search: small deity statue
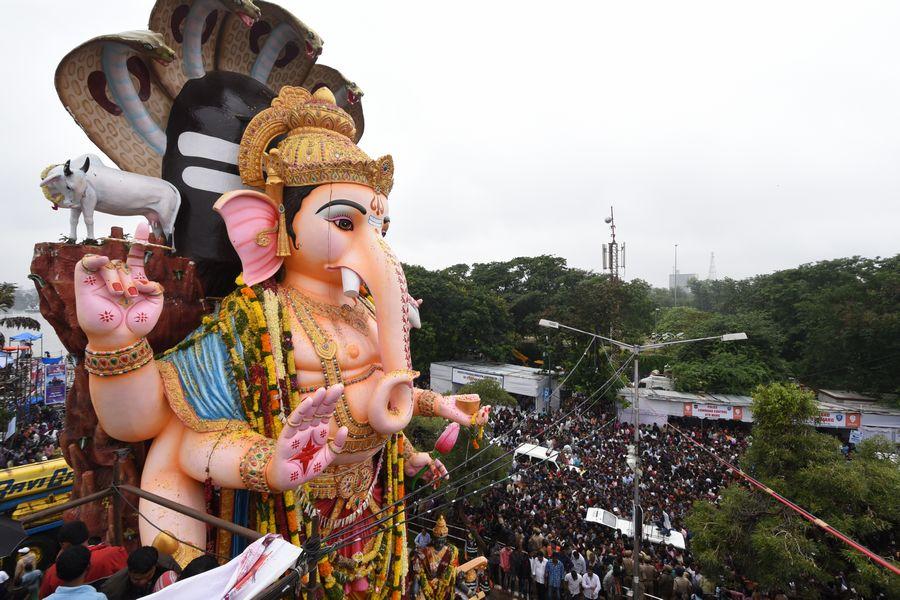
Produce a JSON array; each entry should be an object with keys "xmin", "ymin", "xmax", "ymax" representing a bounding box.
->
[{"xmin": 412, "ymin": 516, "xmax": 459, "ymax": 600}]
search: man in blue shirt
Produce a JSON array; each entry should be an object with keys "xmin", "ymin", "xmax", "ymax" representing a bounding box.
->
[
  {"xmin": 545, "ymin": 555, "xmax": 566, "ymax": 600},
  {"xmin": 45, "ymin": 546, "xmax": 106, "ymax": 599},
  {"xmin": 414, "ymin": 529, "xmax": 432, "ymax": 549}
]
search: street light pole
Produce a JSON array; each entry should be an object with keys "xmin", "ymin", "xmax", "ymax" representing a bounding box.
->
[
  {"xmin": 537, "ymin": 319, "xmax": 747, "ymax": 600},
  {"xmin": 631, "ymin": 350, "xmax": 641, "ymax": 597}
]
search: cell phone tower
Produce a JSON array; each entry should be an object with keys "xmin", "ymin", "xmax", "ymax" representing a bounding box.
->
[
  {"xmin": 708, "ymin": 251, "xmax": 717, "ymax": 281},
  {"xmin": 602, "ymin": 206, "xmax": 624, "ymax": 281}
]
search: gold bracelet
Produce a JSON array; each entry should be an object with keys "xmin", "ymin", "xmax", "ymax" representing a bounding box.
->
[
  {"xmin": 240, "ymin": 437, "xmax": 276, "ymax": 493},
  {"xmin": 401, "ymin": 437, "xmax": 416, "ymax": 460},
  {"xmin": 418, "ymin": 390, "xmax": 439, "ymax": 417},
  {"xmin": 85, "ymin": 338, "xmax": 153, "ymax": 377}
]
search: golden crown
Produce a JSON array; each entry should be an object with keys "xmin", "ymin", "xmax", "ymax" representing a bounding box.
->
[
  {"xmin": 238, "ymin": 86, "xmax": 394, "ymax": 196},
  {"xmin": 433, "ymin": 514, "xmax": 449, "ymax": 537}
]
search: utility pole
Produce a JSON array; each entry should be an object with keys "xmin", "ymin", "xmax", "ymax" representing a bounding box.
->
[
  {"xmin": 538, "ymin": 319, "xmax": 747, "ymax": 600},
  {"xmin": 631, "ymin": 353, "xmax": 642, "ymax": 599}
]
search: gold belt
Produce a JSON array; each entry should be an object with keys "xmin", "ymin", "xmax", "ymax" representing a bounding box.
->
[{"xmin": 306, "ymin": 459, "xmax": 375, "ymax": 500}]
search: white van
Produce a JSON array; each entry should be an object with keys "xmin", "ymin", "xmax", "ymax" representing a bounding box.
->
[{"xmin": 513, "ymin": 444, "xmax": 583, "ymax": 474}]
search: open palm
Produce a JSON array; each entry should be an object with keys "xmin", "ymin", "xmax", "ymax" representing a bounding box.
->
[{"xmin": 74, "ymin": 223, "xmax": 164, "ymax": 348}]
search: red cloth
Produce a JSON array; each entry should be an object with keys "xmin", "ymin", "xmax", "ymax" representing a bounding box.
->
[
  {"xmin": 39, "ymin": 543, "xmax": 128, "ymax": 598},
  {"xmin": 314, "ymin": 482, "xmax": 386, "ymax": 595},
  {"xmin": 151, "ymin": 569, "xmax": 180, "ymax": 592}
]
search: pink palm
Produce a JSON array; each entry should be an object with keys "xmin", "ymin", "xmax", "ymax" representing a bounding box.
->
[
  {"xmin": 74, "ymin": 223, "xmax": 164, "ymax": 348},
  {"xmin": 268, "ymin": 385, "xmax": 348, "ymax": 491}
]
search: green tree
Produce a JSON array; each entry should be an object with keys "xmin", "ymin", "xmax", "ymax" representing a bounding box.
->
[
  {"xmin": 405, "ymin": 264, "xmax": 513, "ymax": 380},
  {"xmin": 454, "ymin": 378, "xmax": 517, "ymax": 408},
  {"xmin": 695, "ymin": 257, "xmax": 899, "ymax": 396},
  {"xmin": 687, "ymin": 383, "xmax": 900, "ymax": 597},
  {"xmin": 651, "ymin": 308, "xmax": 787, "ymax": 394},
  {"xmin": 0, "ymin": 282, "xmax": 41, "ymax": 347}
]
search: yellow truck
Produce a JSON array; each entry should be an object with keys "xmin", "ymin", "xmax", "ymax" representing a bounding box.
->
[{"xmin": 0, "ymin": 457, "xmax": 74, "ymax": 568}]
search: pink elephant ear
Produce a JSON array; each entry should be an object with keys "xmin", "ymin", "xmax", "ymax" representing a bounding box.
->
[{"xmin": 213, "ymin": 190, "xmax": 284, "ymax": 286}]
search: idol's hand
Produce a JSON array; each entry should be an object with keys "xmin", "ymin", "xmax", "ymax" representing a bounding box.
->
[
  {"xmin": 438, "ymin": 394, "xmax": 491, "ymax": 427},
  {"xmin": 75, "ymin": 223, "xmax": 164, "ymax": 350},
  {"xmin": 405, "ymin": 451, "xmax": 449, "ymax": 487},
  {"xmin": 266, "ymin": 385, "xmax": 348, "ymax": 492}
]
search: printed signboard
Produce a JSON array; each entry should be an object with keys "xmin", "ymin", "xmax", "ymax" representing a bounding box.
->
[
  {"xmin": 812, "ymin": 411, "xmax": 861, "ymax": 429},
  {"xmin": 451, "ymin": 368, "xmax": 503, "ymax": 387},
  {"xmin": 44, "ymin": 362, "xmax": 67, "ymax": 405},
  {"xmin": 682, "ymin": 403, "xmax": 743, "ymax": 421}
]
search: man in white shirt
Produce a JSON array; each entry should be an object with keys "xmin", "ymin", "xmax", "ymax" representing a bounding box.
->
[
  {"xmin": 571, "ymin": 549, "xmax": 587, "ymax": 575},
  {"xmin": 564, "ymin": 569, "xmax": 582, "ymax": 599},
  {"xmin": 581, "ymin": 568, "xmax": 601, "ymax": 600},
  {"xmin": 531, "ymin": 553, "xmax": 547, "ymax": 600}
]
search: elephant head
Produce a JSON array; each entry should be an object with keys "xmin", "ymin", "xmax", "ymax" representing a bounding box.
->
[{"xmin": 214, "ymin": 181, "xmax": 417, "ymax": 435}]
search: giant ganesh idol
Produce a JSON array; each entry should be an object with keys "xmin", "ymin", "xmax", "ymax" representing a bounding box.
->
[{"xmin": 41, "ymin": 1, "xmax": 488, "ymax": 598}]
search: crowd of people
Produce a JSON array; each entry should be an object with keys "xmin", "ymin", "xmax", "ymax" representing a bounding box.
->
[
  {"xmin": 0, "ymin": 408, "xmax": 63, "ymax": 468},
  {"xmin": 463, "ymin": 404, "xmax": 760, "ymax": 599},
  {"xmin": 1, "ymin": 520, "xmax": 217, "ymax": 599}
]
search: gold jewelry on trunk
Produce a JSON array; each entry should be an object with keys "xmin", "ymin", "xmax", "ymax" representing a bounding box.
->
[
  {"xmin": 417, "ymin": 390, "xmax": 439, "ymax": 417},
  {"xmin": 84, "ymin": 338, "xmax": 153, "ymax": 377}
]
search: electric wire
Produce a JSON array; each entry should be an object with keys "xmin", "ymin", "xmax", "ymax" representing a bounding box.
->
[
  {"xmin": 322, "ymin": 416, "xmax": 620, "ymax": 559},
  {"xmin": 321, "ymin": 405, "xmax": 623, "ymax": 558},
  {"xmin": 632, "ymin": 395, "xmax": 900, "ymax": 576},
  {"xmin": 321, "ymin": 355, "xmax": 628, "ymax": 547},
  {"xmin": 321, "ymin": 337, "xmax": 607, "ymax": 543},
  {"xmin": 322, "ymin": 413, "xmax": 618, "ymax": 552},
  {"xmin": 113, "ymin": 486, "xmax": 232, "ymax": 562},
  {"xmin": 664, "ymin": 421, "xmax": 900, "ymax": 576},
  {"xmin": 321, "ymin": 352, "xmax": 630, "ymax": 545}
]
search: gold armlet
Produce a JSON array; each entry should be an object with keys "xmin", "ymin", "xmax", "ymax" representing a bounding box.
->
[
  {"xmin": 418, "ymin": 390, "xmax": 439, "ymax": 417},
  {"xmin": 240, "ymin": 437, "xmax": 276, "ymax": 493},
  {"xmin": 85, "ymin": 338, "xmax": 153, "ymax": 377}
]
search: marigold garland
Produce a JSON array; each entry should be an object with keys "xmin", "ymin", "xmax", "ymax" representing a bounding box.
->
[{"xmin": 162, "ymin": 281, "xmax": 411, "ymax": 592}]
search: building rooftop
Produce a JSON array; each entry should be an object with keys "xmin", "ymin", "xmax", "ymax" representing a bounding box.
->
[
  {"xmin": 618, "ymin": 387, "xmax": 900, "ymax": 417},
  {"xmin": 431, "ymin": 361, "xmax": 547, "ymax": 380},
  {"xmin": 818, "ymin": 389, "xmax": 876, "ymax": 402},
  {"xmin": 618, "ymin": 387, "xmax": 753, "ymax": 406}
]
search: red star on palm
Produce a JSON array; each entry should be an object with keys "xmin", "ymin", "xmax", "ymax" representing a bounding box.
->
[{"xmin": 293, "ymin": 438, "xmax": 321, "ymax": 472}]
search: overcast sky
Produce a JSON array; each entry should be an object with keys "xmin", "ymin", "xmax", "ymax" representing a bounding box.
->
[{"xmin": 2, "ymin": 1, "xmax": 898, "ymax": 290}]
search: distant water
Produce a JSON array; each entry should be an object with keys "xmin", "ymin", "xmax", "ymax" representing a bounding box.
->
[{"xmin": 0, "ymin": 311, "xmax": 66, "ymax": 357}]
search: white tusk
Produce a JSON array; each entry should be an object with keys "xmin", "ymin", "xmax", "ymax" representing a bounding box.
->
[
  {"xmin": 341, "ymin": 267, "xmax": 361, "ymax": 298},
  {"xmin": 408, "ymin": 300, "xmax": 421, "ymax": 329}
]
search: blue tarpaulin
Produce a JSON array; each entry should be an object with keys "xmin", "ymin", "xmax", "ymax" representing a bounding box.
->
[{"xmin": 9, "ymin": 332, "xmax": 42, "ymax": 342}]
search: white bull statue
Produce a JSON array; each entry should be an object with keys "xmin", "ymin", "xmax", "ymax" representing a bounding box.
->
[{"xmin": 39, "ymin": 154, "xmax": 181, "ymax": 243}]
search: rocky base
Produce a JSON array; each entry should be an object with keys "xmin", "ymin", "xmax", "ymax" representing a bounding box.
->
[{"xmin": 30, "ymin": 228, "xmax": 210, "ymax": 539}]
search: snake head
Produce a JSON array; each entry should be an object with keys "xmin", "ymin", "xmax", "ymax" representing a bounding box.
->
[
  {"xmin": 118, "ymin": 31, "xmax": 177, "ymax": 65},
  {"xmin": 226, "ymin": 0, "xmax": 262, "ymax": 27}
]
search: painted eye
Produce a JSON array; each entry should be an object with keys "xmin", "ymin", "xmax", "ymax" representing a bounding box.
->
[
  {"xmin": 142, "ymin": 43, "xmax": 153, "ymax": 51},
  {"xmin": 333, "ymin": 218, "xmax": 353, "ymax": 232}
]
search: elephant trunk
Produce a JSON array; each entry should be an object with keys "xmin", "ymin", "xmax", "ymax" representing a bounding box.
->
[{"xmin": 354, "ymin": 234, "xmax": 415, "ymax": 435}]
